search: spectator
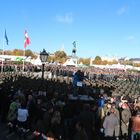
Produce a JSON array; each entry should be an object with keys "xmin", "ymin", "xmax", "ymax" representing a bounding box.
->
[
  {"xmin": 131, "ymin": 111, "xmax": 140, "ymax": 140},
  {"xmin": 7, "ymin": 98, "xmax": 20, "ymax": 123},
  {"xmin": 26, "ymin": 94, "xmax": 36, "ymax": 129},
  {"xmin": 112, "ymin": 103, "xmax": 120, "ymax": 140},
  {"xmin": 103, "ymin": 108, "xmax": 119, "ymax": 140},
  {"xmin": 17, "ymin": 103, "xmax": 29, "ymax": 129},
  {"xmin": 7, "ymin": 98, "xmax": 20, "ymax": 132},
  {"xmin": 51, "ymin": 110, "xmax": 62, "ymax": 139},
  {"xmin": 78, "ymin": 104, "xmax": 94, "ymax": 140},
  {"xmin": 73, "ymin": 121, "xmax": 88, "ymax": 140},
  {"xmin": 121, "ymin": 103, "xmax": 131, "ymax": 140}
]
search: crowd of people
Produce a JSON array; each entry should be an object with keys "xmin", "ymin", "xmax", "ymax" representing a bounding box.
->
[{"xmin": 0, "ymin": 64, "xmax": 140, "ymax": 140}]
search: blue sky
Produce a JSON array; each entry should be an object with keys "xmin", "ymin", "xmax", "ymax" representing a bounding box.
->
[{"xmin": 0, "ymin": 0, "xmax": 140, "ymax": 58}]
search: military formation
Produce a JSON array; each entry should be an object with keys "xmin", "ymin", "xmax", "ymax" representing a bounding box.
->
[{"xmin": 0, "ymin": 65, "xmax": 140, "ymax": 140}]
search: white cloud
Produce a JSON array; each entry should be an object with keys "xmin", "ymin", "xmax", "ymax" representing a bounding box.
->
[
  {"xmin": 117, "ymin": 6, "xmax": 128, "ymax": 15},
  {"xmin": 127, "ymin": 35, "xmax": 135, "ymax": 41},
  {"xmin": 55, "ymin": 13, "xmax": 74, "ymax": 23}
]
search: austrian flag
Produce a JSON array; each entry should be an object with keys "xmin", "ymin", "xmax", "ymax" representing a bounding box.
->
[{"xmin": 24, "ymin": 30, "xmax": 30, "ymax": 48}]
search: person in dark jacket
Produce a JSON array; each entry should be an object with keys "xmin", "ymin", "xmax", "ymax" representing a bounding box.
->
[
  {"xmin": 73, "ymin": 121, "xmax": 88, "ymax": 140},
  {"xmin": 26, "ymin": 94, "xmax": 36, "ymax": 129},
  {"xmin": 78, "ymin": 104, "xmax": 94, "ymax": 140},
  {"xmin": 121, "ymin": 103, "xmax": 131, "ymax": 140}
]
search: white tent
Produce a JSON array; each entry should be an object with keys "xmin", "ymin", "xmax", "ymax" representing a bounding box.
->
[
  {"xmin": 63, "ymin": 58, "xmax": 76, "ymax": 66},
  {"xmin": 133, "ymin": 67, "xmax": 140, "ymax": 71},
  {"xmin": 111, "ymin": 63, "xmax": 125, "ymax": 69},
  {"xmin": 31, "ymin": 55, "xmax": 42, "ymax": 65},
  {"xmin": 125, "ymin": 65, "xmax": 133, "ymax": 70}
]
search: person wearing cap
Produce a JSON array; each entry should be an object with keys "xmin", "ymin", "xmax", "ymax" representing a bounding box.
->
[{"xmin": 131, "ymin": 111, "xmax": 140, "ymax": 140}]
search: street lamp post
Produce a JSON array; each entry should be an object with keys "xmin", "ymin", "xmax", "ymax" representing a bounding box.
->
[{"xmin": 40, "ymin": 49, "xmax": 49, "ymax": 80}]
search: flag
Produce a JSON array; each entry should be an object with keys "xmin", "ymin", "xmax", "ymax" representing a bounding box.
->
[
  {"xmin": 5, "ymin": 30, "xmax": 8, "ymax": 45},
  {"xmin": 24, "ymin": 30, "xmax": 30, "ymax": 48}
]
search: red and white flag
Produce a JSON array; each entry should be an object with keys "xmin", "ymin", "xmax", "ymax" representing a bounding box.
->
[{"xmin": 24, "ymin": 30, "xmax": 30, "ymax": 48}]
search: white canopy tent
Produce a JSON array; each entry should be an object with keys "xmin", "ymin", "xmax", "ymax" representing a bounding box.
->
[
  {"xmin": 31, "ymin": 55, "xmax": 42, "ymax": 65},
  {"xmin": 63, "ymin": 58, "xmax": 76, "ymax": 67}
]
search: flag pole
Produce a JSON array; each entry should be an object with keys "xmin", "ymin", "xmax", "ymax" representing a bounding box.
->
[
  {"xmin": 23, "ymin": 30, "xmax": 30, "ymax": 71},
  {"xmin": 23, "ymin": 48, "xmax": 26, "ymax": 71},
  {"xmin": 1, "ymin": 31, "xmax": 4, "ymax": 73}
]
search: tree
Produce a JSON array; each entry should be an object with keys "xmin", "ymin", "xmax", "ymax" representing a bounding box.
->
[
  {"xmin": 84, "ymin": 58, "xmax": 90, "ymax": 65},
  {"xmin": 54, "ymin": 51, "xmax": 67, "ymax": 59},
  {"xmin": 79, "ymin": 58, "xmax": 90, "ymax": 65},
  {"xmin": 25, "ymin": 49, "xmax": 35, "ymax": 58},
  {"xmin": 93, "ymin": 56, "xmax": 102, "ymax": 64},
  {"xmin": 78, "ymin": 58, "xmax": 84, "ymax": 63},
  {"xmin": 54, "ymin": 50, "xmax": 67, "ymax": 63},
  {"xmin": 12, "ymin": 49, "xmax": 22, "ymax": 56},
  {"xmin": 95, "ymin": 56, "xmax": 101, "ymax": 61},
  {"xmin": 4, "ymin": 50, "xmax": 11, "ymax": 55},
  {"xmin": 102, "ymin": 60, "xmax": 108, "ymax": 65},
  {"xmin": 11, "ymin": 49, "xmax": 36, "ymax": 58}
]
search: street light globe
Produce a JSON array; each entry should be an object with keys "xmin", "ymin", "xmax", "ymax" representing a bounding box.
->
[
  {"xmin": 72, "ymin": 48, "xmax": 76, "ymax": 54},
  {"xmin": 40, "ymin": 49, "xmax": 49, "ymax": 63}
]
